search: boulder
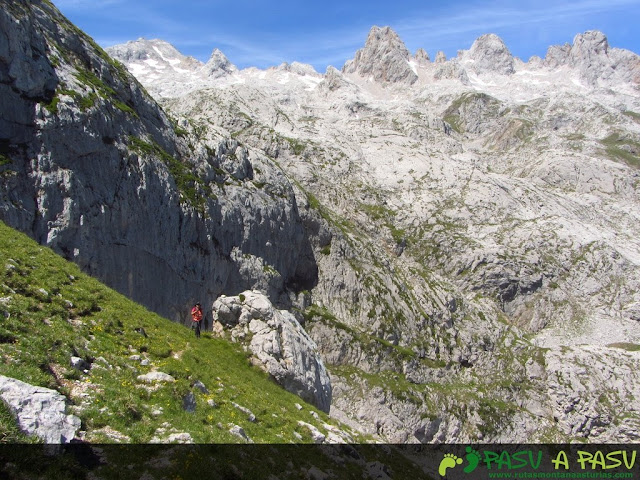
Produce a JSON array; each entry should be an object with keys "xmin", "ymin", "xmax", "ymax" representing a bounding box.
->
[
  {"xmin": 213, "ymin": 291, "xmax": 332, "ymax": 412},
  {"xmin": 0, "ymin": 375, "xmax": 81, "ymax": 443},
  {"xmin": 137, "ymin": 372, "xmax": 175, "ymax": 383}
]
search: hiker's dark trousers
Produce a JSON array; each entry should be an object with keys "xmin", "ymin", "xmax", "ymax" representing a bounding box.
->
[{"xmin": 193, "ymin": 321, "xmax": 201, "ymax": 338}]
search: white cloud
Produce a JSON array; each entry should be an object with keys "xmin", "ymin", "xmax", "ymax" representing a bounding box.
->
[
  {"xmin": 394, "ymin": 0, "xmax": 639, "ymax": 48},
  {"xmin": 53, "ymin": 0, "xmax": 125, "ymax": 9}
]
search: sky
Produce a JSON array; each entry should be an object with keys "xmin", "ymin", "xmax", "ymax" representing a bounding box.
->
[{"xmin": 52, "ymin": 0, "xmax": 640, "ymax": 72}]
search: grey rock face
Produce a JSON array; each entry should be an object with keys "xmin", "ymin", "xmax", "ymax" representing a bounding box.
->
[
  {"xmin": 201, "ymin": 48, "xmax": 237, "ymax": 78},
  {"xmin": 320, "ymin": 66, "xmax": 351, "ymax": 92},
  {"xmin": 342, "ymin": 26, "xmax": 418, "ymax": 85},
  {"xmin": 106, "ymin": 38, "xmax": 202, "ymax": 73},
  {"xmin": 182, "ymin": 392, "xmax": 197, "ymax": 413},
  {"xmin": 543, "ymin": 30, "xmax": 640, "ymax": 86},
  {"xmin": 0, "ymin": 2, "xmax": 57, "ymax": 147},
  {"xmin": 465, "ymin": 33, "xmax": 515, "ymax": 75},
  {"xmin": 570, "ymin": 31, "xmax": 612, "ymax": 86},
  {"xmin": 545, "ymin": 346, "xmax": 640, "ymax": 442},
  {"xmin": 544, "ymin": 43, "xmax": 572, "ymax": 69},
  {"xmin": 433, "ymin": 60, "xmax": 470, "ymax": 84},
  {"xmin": 0, "ymin": 375, "xmax": 81, "ymax": 443},
  {"xmin": 0, "ymin": 0, "xmax": 318, "ymax": 325},
  {"xmin": 414, "ymin": 48, "xmax": 430, "ymax": 63},
  {"xmin": 213, "ymin": 291, "xmax": 332, "ymax": 412}
]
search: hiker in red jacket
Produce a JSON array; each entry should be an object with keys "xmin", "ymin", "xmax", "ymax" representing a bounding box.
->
[{"xmin": 191, "ymin": 302, "xmax": 203, "ymax": 338}]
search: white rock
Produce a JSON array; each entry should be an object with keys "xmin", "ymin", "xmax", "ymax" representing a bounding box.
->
[
  {"xmin": 0, "ymin": 375, "xmax": 81, "ymax": 443},
  {"xmin": 137, "ymin": 372, "xmax": 175, "ymax": 384}
]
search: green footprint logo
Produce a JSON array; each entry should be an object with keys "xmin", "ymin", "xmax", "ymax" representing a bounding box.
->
[
  {"xmin": 464, "ymin": 446, "xmax": 481, "ymax": 474},
  {"xmin": 438, "ymin": 453, "xmax": 463, "ymax": 476}
]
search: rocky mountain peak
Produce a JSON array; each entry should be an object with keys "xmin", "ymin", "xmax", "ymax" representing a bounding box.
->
[
  {"xmin": 414, "ymin": 48, "xmax": 430, "ymax": 64},
  {"xmin": 106, "ymin": 38, "xmax": 187, "ymax": 64},
  {"xmin": 434, "ymin": 51, "xmax": 447, "ymax": 63},
  {"xmin": 542, "ymin": 30, "xmax": 639, "ymax": 86},
  {"xmin": 571, "ymin": 30, "xmax": 609, "ymax": 59},
  {"xmin": 202, "ymin": 48, "xmax": 237, "ymax": 78},
  {"xmin": 106, "ymin": 38, "xmax": 202, "ymax": 82},
  {"xmin": 465, "ymin": 33, "xmax": 514, "ymax": 75},
  {"xmin": 274, "ymin": 61, "xmax": 319, "ymax": 76},
  {"xmin": 542, "ymin": 43, "xmax": 572, "ymax": 69},
  {"xmin": 342, "ymin": 25, "xmax": 418, "ymax": 84}
]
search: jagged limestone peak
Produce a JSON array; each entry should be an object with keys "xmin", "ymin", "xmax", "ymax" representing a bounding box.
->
[
  {"xmin": 414, "ymin": 48, "xmax": 430, "ymax": 64},
  {"xmin": 571, "ymin": 30, "xmax": 610, "ymax": 59},
  {"xmin": 464, "ymin": 33, "xmax": 515, "ymax": 75},
  {"xmin": 202, "ymin": 48, "xmax": 237, "ymax": 78},
  {"xmin": 342, "ymin": 25, "xmax": 418, "ymax": 84},
  {"xmin": 434, "ymin": 50, "xmax": 447, "ymax": 63}
]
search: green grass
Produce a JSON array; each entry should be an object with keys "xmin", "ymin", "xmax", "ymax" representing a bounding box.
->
[
  {"xmin": 607, "ymin": 342, "xmax": 640, "ymax": 352},
  {"xmin": 0, "ymin": 221, "xmax": 361, "ymax": 444},
  {"xmin": 623, "ymin": 110, "xmax": 640, "ymax": 122},
  {"xmin": 304, "ymin": 304, "xmax": 419, "ymax": 366},
  {"xmin": 128, "ymin": 136, "xmax": 212, "ymax": 213},
  {"xmin": 600, "ymin": 133, "xmax": 640, "ymax": 169},
  {"xmin": 443, "ymin": 114, "xmax": 463, "ymax": 134},
  {"xmin": 73, "ymin": 69, "xmax": 137, "ymax": 116},
  {"xmin": 284, "ymin": 136, "xmax": 306, "ymax": 155}
]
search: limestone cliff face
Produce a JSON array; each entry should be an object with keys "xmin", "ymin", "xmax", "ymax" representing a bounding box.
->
[
  {"xmin": 543, "ymin": 30, "xmax": 640, "ymax": 86},
  {"xmin": 464, "ymin": 33, "xmax": 515, "ymax": 75},
  {"xmin": 5, "ymin": 1, "xmax": 640, "ymax": 444},
  {"xmin": 0, "ymin": 0, "xmax": 317, "ymax": 324},
  {"xmin": 342, "ymin": 26, "xmax": 418, "ymax": 85},
  {"xmin": 114, "ymin": 24, "xmax": 640, "ymax": 443},
  {"xmin": 213, "ymin": 291, "xmax": 332, "ymax": 413}
]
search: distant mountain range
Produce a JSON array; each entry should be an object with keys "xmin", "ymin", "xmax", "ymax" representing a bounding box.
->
[{"xmin": 2, "ymin": 0, "xmax": 640, "ymax": 444}]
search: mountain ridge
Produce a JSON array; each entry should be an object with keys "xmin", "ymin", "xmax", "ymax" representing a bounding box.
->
[
  {"xmin": 107, "ymin": 22, "xmax": 640, "ymax": 442},
  {"xmin": 2, "ymin": 0, "xmax": 640, "ymax": 444},
  {"xmin": 106, "ymin": 25, "xmax": 640, "ymax": 95}
]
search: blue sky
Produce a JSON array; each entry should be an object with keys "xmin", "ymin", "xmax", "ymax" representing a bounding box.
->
[{"xmin": 52, "ymin": 0, "xmax": 640, "ymax": 72}]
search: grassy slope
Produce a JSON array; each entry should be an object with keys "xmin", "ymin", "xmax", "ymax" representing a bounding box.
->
[{"xmin": 0, "ymin": 221, "xmax": 362, "ymax": 444}]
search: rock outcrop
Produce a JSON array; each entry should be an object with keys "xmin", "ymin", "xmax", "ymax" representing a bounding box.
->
[
  {"xmin": 0, "ymin": 0, "xmax": 317, "ymax": 325},
  {"xmin": 543, "ymin": 30, "xmax": 640, "ymax": 86},
  {"xmin": 342, "ymin": 26, "xmax": 418, "ymax": 85},
  {"xmin": 0, "ymin": 375, "xmax": 81, "ymax": 443},
  {"xmin": 213, "ymin": 291, "xmax": 332, "ymax": 412},
  {"xmin": 201, "ymin": 48, "xmax": 237, "ymax": 78},
  {"xmin": 464, "ymin": 33, "xmax": 515, "ymax": 75},
  {"xmin": 213, "ymin": 291, "xmax": 331, "ymax": 412},
  {"xmin": 414, "ymin": 48, "xmax": 430, "ymax": 64}
]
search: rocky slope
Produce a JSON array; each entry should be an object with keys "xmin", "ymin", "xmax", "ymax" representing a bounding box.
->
[
  {"xmin": 108, "ymin": 25, "xmax": 640, "ymax": 443},
  {"xmin": 2, "ymin": 0, "xmax": 640, "ymax": 444},
  {"xmin": 0, "ymin": 220, "xmax": 360, "ymax": 445},
  {"xmin": 0, "ymin": 0, "xmax": 317, "ymax": 328}
]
